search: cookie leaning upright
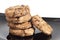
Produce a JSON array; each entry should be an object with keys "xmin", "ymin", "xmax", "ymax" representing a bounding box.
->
[{"xmin": 32, "ymin": 15, "xmax": 53, "ymax": 35}]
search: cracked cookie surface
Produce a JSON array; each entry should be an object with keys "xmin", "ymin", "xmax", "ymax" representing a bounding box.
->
[{"xmin": 5, "ymin": 5, "xmax": 30, "ymax": 17}]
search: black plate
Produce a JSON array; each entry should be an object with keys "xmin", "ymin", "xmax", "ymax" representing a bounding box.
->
[{"xmin": 0, "ymin": 13, "xmax": 60, "ymax": 40}]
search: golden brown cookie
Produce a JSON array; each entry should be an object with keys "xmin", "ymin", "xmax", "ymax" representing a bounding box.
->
[
  {"xmin": 8, "ymin": 22, "xmax": 32, "ymax": 30},
  {"xmin": 32, "ymin": 15, "xmax": 53, "ymax": 35},
  {"xmin": 5, "ymin": 5, "xmax": 30, "ymax": 17},
  {"xmin": 6, "ymin": 13, "xmax": 31, "ymax": 23},
  {"xmin": 9, "ymin": 28, "xmax": 25, "ymax": 37},
  {"xmin": 9, "ymin": 28, "xmax": 34, "ymax": 37}
]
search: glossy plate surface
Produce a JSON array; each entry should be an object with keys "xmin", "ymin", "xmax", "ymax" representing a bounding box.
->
[{"xmin": 0, "ymin": 13, "xmax": 60, "ymax": 40}]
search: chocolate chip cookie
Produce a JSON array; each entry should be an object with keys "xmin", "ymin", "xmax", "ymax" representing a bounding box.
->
[
  {"xmin": 32, "ymin": 15, "xmax": 53, "ymax": 35},
  {"xmin": 6, "ymin": 13, "xmax": 31, "ymax": 23},
  {"xmin": 9, "ymin": 28, "xmax": 25, "ymax": 37},
  {"xmin": 8, "ymin": 22, "xmax": 32, "ymax": 30},
  {"xmin": 5, "ymin": 5, "xmax": 30, "ymax": 17},
  {"xmin": 9, "ymin": 28, "xmax": 34, "ymax": 37}
]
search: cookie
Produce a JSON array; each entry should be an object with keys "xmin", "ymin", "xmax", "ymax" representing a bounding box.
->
[
  {"xmin": 5, "ymin": 5, "xmax": 30, "ymax": 17},
  {"xmin": 32, "ymin": 15, "xmax": 53, "ymax": 35},
  {"xmin": 6, "ymin": 13, "xmax": 31, "ymax": 23},
  {"xmin": 9, "ymin": 28, "xmax": 25, "ymax": 37},
  {"xmin": 9, "ymin": 28, "xmax": 34, "ymax": 37},
  {"xmin": 8, "ymin": 22, "xmax": 32, "ymax": 30}
]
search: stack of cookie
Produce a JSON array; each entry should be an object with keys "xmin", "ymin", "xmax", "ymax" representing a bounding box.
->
[{"xmin": 5, "ymin": 5, "xmax": 35, "ymax": 37}]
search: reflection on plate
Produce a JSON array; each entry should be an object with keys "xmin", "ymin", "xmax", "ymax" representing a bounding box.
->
[
  {"xmin": 1, "ymin": 13, "xmax": 60, "ymax": 40},
  {"xmin": 7, "ymin": 32, "xmax": 52, "ymax": 40}
]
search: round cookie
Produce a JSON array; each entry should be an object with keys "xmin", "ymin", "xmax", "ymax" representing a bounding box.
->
[
  {"xmin": 9, "ymin": 28, "xmax": 25, "ymax": 37},
  {"xmin": 8, "ymin": 22, "xmax": 32, "ymax": 30},
  {"xmin": 32, "ymin": 15, "xmax": 53, "ymax": 35},
  {"xmin": 5, "ymin": 5, "xmax": 30, "ymax": 17},
  {"xmin": 6, "ymin": 13, "xmax": 31, "ymax": 23},
  {"xmin": 9, "ymin": 28, "xmax": 34, "ymax": 37}
]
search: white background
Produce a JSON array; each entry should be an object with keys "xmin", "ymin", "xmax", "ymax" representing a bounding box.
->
[{"xmin": 0, "ymin": 0, "xmax": 60, "ymax": 18}]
